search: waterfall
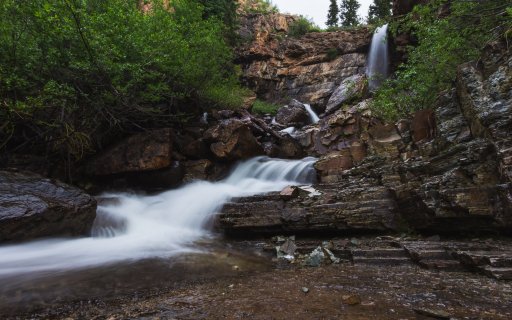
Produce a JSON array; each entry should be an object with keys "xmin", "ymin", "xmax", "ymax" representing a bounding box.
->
[
  {"xmin": 366, "ymin": 24, "xmax": 389, "ymax": 91},
  {"xmin": 0, "ymin": 157, "xmax": 316, "ymax": 277},
  {"xmin": 304, "ymin": 104, "xmax": 320, "ymax": 124}
]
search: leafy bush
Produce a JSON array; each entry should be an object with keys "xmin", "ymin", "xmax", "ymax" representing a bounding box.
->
[
  {"xmin": 243, "ymin": 0, "xmax": 279, "ymax": 14},
  {"xmin": 252, "ymin": 100, "xmax": 280, "ymax": 115},
  {"xmin": 371, "ymin": 0, "xmax": 511, "ymax": 120},
  {"xmin": 0, "ymin": 0, "xmax": 246, "ymax": 162},
  {"xmin": 289, "ymin": 16, "xmax": 321, "ymax": 37}
]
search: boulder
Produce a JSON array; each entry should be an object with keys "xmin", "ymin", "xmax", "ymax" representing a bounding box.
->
[
  {"xmin": 314, "ymin": 151, "xmax": 353, "ymax": 183},
  {"xmin": 411, "ymin": 109, "xmax": 436, "ymax": 143},
  {"xmin": 204, "ymin": 118, "xmax": 264, "ymax": 161},
  {"xmin": 275, "ymin": 100, "xmax": 309, "ymax": 127},
  {"xmin": 88, "ymin": 128, "xmax": 172, "ymax": 176},
  {"xmin": 0, "ymin": 170, "xmax": 96, "ymax": 242},
  {"xmin": 324, "ymin": 74, "xmax": 367, "ymax": 115}
]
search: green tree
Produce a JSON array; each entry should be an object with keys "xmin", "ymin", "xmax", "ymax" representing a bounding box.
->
[
  {"xmin": 326, "ymin": 0, "xmax": 340, "ymax": 28},
  {"xmin": 0, "ymin": 0, "xmax": 247, "ymax": 162},
  {"xmin": 339, "ymin": 0, "xmax": 361, "ymax": 27},
  {"xmin": 197, "ymin": 0, "xmax": 239, "ymax": 43},
  {"xmin": 367, "ymin": 0, "xmax": 392, "ymax": 24}
]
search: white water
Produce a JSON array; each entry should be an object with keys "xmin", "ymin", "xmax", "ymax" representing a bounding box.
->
[
  {"xmin": 0, "ymin": 157, "xmax": 316, "ymax": 277},
  {"xmin": 367, "ymin": 24, "xmax": 389, "ymax": 91},
  {"xmin": 304, "ymin": 104, "xmax": 320, "ymax": 124},
  {"xmin": 280, "ymin": 126, "xmax": 297, "ymax": 135}
]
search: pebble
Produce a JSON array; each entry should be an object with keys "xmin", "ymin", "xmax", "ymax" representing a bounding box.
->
[{"xmin": 301, "ymin": 287, "xmax": 309, "ymax": 293}]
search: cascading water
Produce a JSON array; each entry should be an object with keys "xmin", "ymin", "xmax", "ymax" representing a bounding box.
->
[
  {"xmin": 304, "ymin": 104, "xmax": 320, "ymax": 124},
  {"xmin": 366, "ymin": 24, "xmax": 389, "ymax": 91},
  {"xmin": 0, "ymin": 157, "xmax": 316, "ymax": 277}
]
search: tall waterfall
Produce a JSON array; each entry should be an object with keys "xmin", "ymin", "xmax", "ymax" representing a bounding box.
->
[
  {"xmin": 366, "ymin": 24, "xmax": 389, "ymax": 91},
  {"xmin": 0, "ymin": 157, "xmax": 316, "ymax": 277}
]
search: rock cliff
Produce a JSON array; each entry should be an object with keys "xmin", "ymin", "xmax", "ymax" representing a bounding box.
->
[
  {"xmin": 236, "ymin": 13, "xmax": 371, "ymax": 108},
  {"xmin": 218, "ymin": 39, "xmax": 512, "ymax": 236}
]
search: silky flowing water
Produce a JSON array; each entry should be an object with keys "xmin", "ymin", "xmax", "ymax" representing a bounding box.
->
[
  {"xmin": 367, "ymin": 24, "xmax": 389, "ymax": 91},
  {"xmin": 0, "ymin": 157, "xmax": 316, "ymax": 314}
]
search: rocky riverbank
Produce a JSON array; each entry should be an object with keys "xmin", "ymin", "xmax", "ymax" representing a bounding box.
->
[{"xmin": 6, "ymin": 236, "xmax": 512, "ymax": 319}]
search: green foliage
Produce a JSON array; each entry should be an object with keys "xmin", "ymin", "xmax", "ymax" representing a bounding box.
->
[
  {"xmin": 0, "ymin": 0, "xmax": 246, "ymax": 161},
  {"xmin": 326, "ymin": 0, "xmax": 340, "ymax": 28},
  {"xmin": 197, "ymin": 0, "xmax": 239, "ymax": 44},
  {"xmin": 371, "ymin": 0, "xmax": 511, "ymax": 120},
  {"xmin": 243, "ymin": 0, "xmax": 278, "ymax": 14},
  {"xmin": 339, "ymin": 0, "xmax": 361, "ymax": 27},
  {"xmin": 252, "ymin": 99, "xmax": 280, "ymax": 115},
  {"xmin": 326, "ymin": 48, "xmax": 339, "ymax": 61},
  {"xmin": 289, "ymin": 16, "xmax": 322, "ymax": 38},
  {"xmin": 367, "ymin": 0, "xmax": 392, "ymax": 24}
]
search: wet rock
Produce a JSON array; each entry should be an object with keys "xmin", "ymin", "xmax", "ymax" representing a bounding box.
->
[
  {"xmin": 275, "ymin": 100, "xmax": 310, "ymax": 127},
  {"xmin": 411, "ymin": 109, "xmax": 436, "ymax": 144},
  {"xmin": 342, "ymin": 294, "xmax": 361, "ymax": 306},
  {"xmin": 325, "ymin": 74, "xmax": 367, "ymax": 115},
  {"xmin": 314, "ymin": 151, "xmax": 353, "ymax": 182},
  {"xmin": 0, "ymin": 170, "xmax": 96, "ymax": 242},
  {"xmin": 88, "ymin": 129, "xmax": 172, "ymax": 176},
  {"xmin": 413, "ymin": 307, "xmax": 451, "ymax": 319},
  {"xmin": 204, "ymin": 119, "xmax": 264, "ymax": 161},
  {"xmin": 457, "ymin": 55, "xmax": 512, "ymax": 182},
  {"xmin": 280, "ymin": 186, "xmax": 300, "ymax": 200},
  {"xmin": 183, "ymin": 160, "xmax": 213, "ymax": 182},
  {"xmin": 368, "ymin": 124, "xmax": 403, "ymax": 159},
  {"xmin": 303, "ymin": 246, "xmax": 326, "ymax": 267}
]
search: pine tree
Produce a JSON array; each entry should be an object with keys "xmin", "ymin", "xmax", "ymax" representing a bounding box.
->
[
  {"xmin": 339, "ymin": 0, "xmax": 361, "ymax": 27},
  {"xmin": 326, "ymin": 0, "xmax": 340, "ymax": 28},
  {"xmin": 367, "ymin": 0, "xmax": 392, "ymax": 24}
]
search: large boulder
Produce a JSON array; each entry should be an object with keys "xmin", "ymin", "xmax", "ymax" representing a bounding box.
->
[
  {"xmin": 88, "ymin": 128, "xmax": 173, "ymax": 176},
  {"xmin": 324, "ymin": 74, "xmax": 367, "ymax": 115},
  {"xmin": 204, "ymin": 118, "xmax": 264, "ymax": 161},
  {"xmin": 275, "ymin": 100, "xmax": 309, "ymax": 127},
  {"xmin": 0, "ymin": 170, "xmax": 97, "ymax": 242}
]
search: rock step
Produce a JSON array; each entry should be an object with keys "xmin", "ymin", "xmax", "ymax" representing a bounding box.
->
[
  {"xmin": 418, "ymin": 259, "xmax": 464, "ymax": 271},
  {"xmin": 480, "ymin": 267, "xmax": 512, "ymax": 280},
  {"xmin": 406, "ymin": 249, "xmax": 452, "ymax": 261},
  {"xmin": 352, "ymin": 257, "xmax": 412, "ymax": 265},
  {"xmin": 352, "ymin": 249, "xmax": 408, "ymax": 258}
]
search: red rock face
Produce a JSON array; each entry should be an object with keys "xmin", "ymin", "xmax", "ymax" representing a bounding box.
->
[
  {"xmin": 88, "ymin": 128, "xmax": 173, "ymax": 176},
  {"xmin": 204, "ymin": 119, "xmax": 264, "ymax": 161},
  {"xmin": 237, "ymin": 12, "xmax": 371, "ymax": 107},
  {"xmin": 411, "ymin": 109, "xmax": 436, "ymax": 143}
]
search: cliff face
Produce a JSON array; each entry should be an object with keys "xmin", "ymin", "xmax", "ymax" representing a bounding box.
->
[
  {"xmin": 236, "ymin": 13, "xmax": 371, "ymax": 108},
  {"xmin": 219, "ymin": 39, "xmax": 512, "ymax": 236}
]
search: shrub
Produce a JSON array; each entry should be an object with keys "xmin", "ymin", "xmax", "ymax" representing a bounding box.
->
[
  {"xmin": 0, "ymin": 0, "xmax": 245, "ymax": 162},
  {"xmin": 288, "ymin": 16, "xmax": 321, "ymax": 37},
  {"xmin": 252, "ymin": 100, "xmax": 280, "ymax": 115}
]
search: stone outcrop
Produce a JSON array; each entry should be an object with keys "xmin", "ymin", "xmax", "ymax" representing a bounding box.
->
[
  {"xmin": 237, "ymin": 12, "xmax": 371, "ymax": 107},
  {"xmin": 275, "ymin": 99, "xmax": 310, "ymax": 127},
  {"xmin": 218, "ymin": 40, "xmax": 512, "ymax": 236},
  {"xmin": 0, "ymin": 170, "xmax": 96, "ymax": 242},
  {"xmin": 204, "ymin": 118, "xmax": 264, "ymax": 161},
  {"xmin": 88, "ymin": 128, "xmax": 173, "ymax": 176}
]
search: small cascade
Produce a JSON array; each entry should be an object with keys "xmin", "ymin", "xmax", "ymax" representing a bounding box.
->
[
  {"xmin": 366, "ymin": 24, "xmax": 389, "ymax": 91},
  {"xmin": 0, "ymin": 157, "xmax": 316, "ymax": 277},
  {"xmin": 280, "ymin": 127, "xmax": 297, "ymax": 136},
  {"xmin": 304, "ymin": 104, "xmax": 320, "ymax": 124}
]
